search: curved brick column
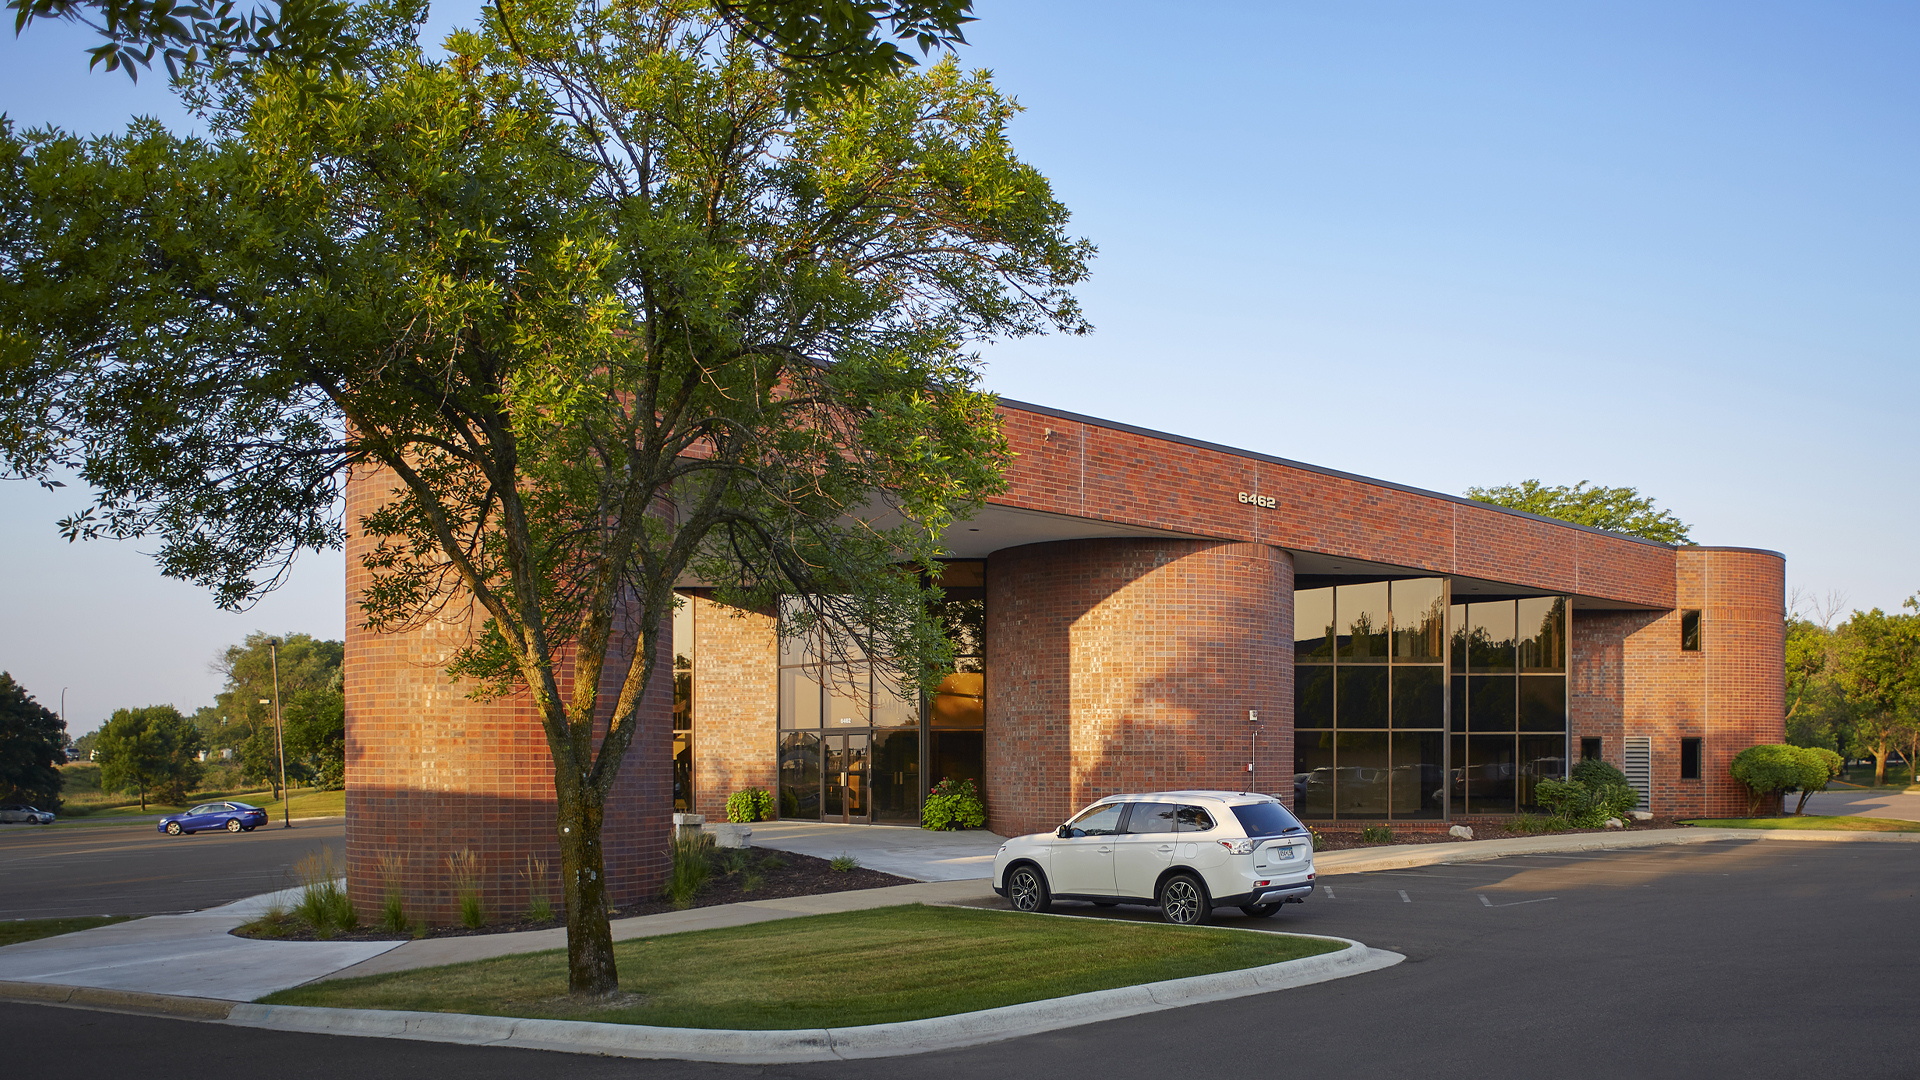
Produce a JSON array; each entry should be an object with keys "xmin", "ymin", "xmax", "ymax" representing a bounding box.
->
[
  {"xmin": 343, "ymin": 468, "xmax": 670, "ymax": 925},
  {"xmin": 984, "ymin": 538, "xmax": 1292, "ymax": 838}
]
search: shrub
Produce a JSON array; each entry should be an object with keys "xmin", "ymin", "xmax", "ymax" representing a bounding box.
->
[
  {"xmin": 1571, "ymin": 758, "xmax": 1631, "ymax": 789},
  {"xmin": 662, "ymin": 831, "xmax": 714, "ymax": 909},
  {"xmin": 829, "ymin": 853, "xmax": 859, "ymax": 872},
  {"xmin": 1731, "ymin": 744, "xmax": 1808, "ymax": 814},
  {"xmin": 1359, "ymin": 825, "xmax": 1393, "ymax": 844},
  {"xmin": 1309, "ymin": 828, "xmax": 1325, "ymax": 852},
  {"xmin": 726, "ymin": 788, "xmax": 774, "ymax": 823},
  {"xmin": 920, "ymin": 777, "xmax": 986, "ymax": 830},
  {"xmin": 1505, "ymin": 813, "xmax": 1554, "ymax": 835},
  {"xmin": 446, "ymin": 849, "xmax": 485, "ymax": 928},
  {"xmin": 1788, "ymin": 746, "xmax": 1845, "ymax": 814}
]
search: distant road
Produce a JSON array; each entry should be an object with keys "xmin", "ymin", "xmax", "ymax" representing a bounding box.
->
[{"xmin": 0, "ymin": 818, "xmax": 345, "ymax": 919}]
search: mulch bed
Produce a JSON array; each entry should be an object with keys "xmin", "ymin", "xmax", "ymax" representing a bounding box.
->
[
  {"xmin": 231, "ymin": 849, "xmax": 913, "ymax": 943},
  {"xmin": 1310, "ymin": 817, "xmax": 1692, "ymax": 850}
]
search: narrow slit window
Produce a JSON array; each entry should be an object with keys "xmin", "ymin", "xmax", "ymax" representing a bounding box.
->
[
  {"xmin": 1581, "ymin": 737, "xmax": 1601, "ymax": 763},
  {"xmin": 1680, "ymin": 737, "xmax": 1702, "ymax": 780},
  {"xmin": 1680, "ymin": 610, "xmax": 1702, "ymax": 652}
]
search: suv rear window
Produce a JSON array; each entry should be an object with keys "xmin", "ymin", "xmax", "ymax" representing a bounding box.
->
[{"xmin": 1230, "ymin": 801, "xmax": 1305, "ymax": 837}]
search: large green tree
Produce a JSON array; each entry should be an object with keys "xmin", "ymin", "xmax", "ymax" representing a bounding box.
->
[
  {"xmin": 203, "ymin": 633, "xmax": 344, "ymax": 794},
  {"xmin": 8, "ymin": 0, "xmax": 969, "ymax": 89},
  {"xmin": 0, "ymin": 673, "xmax": 68, "ymax": 808},
  {"xmin": 1465, "ymin": 480, "xmax": 1693, "ymax": 544},
  {"xmin": 1, "ymin": 0, "xmax": 1087, "ymax": 996},
  {"xmin": 1834, "ymin": 603, "xmax": 1920, "ymax": 786},
  {"xmin": 95, "ymin": 704, "xmax": 204, "ymax": 809}
]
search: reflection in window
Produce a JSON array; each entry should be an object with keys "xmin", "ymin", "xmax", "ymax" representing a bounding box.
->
[
  {"xmin": 1392, "ymin": 579, "xmax": 1446, "ymax": 662},
  {"xmin": 1338, "ymin": 581, "xmax": 1390, "ymax": 663},
  {"xmin": 672, "ymin": 592, "xmax": 694, "ymax": 812},
  {"xmin": 1336, "ymin": 668, "xmax": 1389, "ymax": 728},
  {"xmin": 1296, "ymin": 587, "xmax": 1335, "ymax": 661},
  {"xmin": 1392, "ymin": 668, "xmax": 1444, "ymax": 728},
  {"xmin": 1519, "ymin": 597, "xmax": 1567, "ymax": 672},
  {"xmin": 1464, "ymin": 602, "xmax": 1518, "ymax": 673}
]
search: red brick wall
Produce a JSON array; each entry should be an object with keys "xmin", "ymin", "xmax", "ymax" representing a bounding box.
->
[
  {"xmin": 1569, "ymin": 548, "xmax": 1785, "ymax": 817},
  {"xmin": 689, "ymin": 592, "xmax": 779, "ymax": 820},
  {"xmin": 985, "ymin": 538, "xmax": 1292, "ymax": 838},
  {"xmin": 343, "ymin": 467, "xmax": 671, "ymax": 924},
  {"xmin": 993, "ymin": 405, "xmax": 1676, "ymax": 609}
]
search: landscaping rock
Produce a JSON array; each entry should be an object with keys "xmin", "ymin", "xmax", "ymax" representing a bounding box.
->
[
  {"xmin": 1448, "ymin": 825, "xmax": 1474, "ymax": 840},
  {"xmin": 711, "ymin": 823, "xmax": 752, "ymax": 849},
  {"xmin": 1604, "ymin": 817, "xmax": 1624, "ymax": 829},
  {"xmin": 672, "ymin": 813, "xmax": 705, "ymax": 840},
  {"xmin": 1630, "ymin": 810, "xmax": 1653, "ymax": 821}
]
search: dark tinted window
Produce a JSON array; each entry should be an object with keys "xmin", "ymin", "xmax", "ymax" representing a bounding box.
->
[
  {"xmin": 1681, "ymin": 610, "xmax": 1702, "ymax": 652},
  {"xmin": 1229, "ymin": 801, "xmax": 1305, "ymax": 837},
  {"xmin": 1176, "ymin": 806, "xmax": 1216, "ymax": 832},
  {"xmin": 1124, "ymin": 803, "xmax": 1178, "ymax": 834},
  {"xmin": 1680, "ymin": 738, "xmax": 1702, "ymax": 780}
]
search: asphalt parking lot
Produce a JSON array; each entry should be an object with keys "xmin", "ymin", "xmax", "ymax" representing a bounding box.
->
[
  {"xmin": 0, "ymin": 818, "xmax": 345, "ymax": 919},
  {"xmin": 2, "ymin": 837, "xmax": 1914, "ymax": 1078}
]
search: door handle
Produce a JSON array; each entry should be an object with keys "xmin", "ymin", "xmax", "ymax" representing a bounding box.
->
[{"xmin": 1156, "ymin": 845, "xmax": 1173, "ymax": 852}]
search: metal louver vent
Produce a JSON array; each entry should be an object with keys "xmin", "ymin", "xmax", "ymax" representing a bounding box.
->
[{"xmin": 1623, "ymin": 735, "xmax": 1653, "ymax": 810}]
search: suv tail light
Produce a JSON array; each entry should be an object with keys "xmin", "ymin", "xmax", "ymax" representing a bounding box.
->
[{"xmin": 1218, "ymin": 839, "xmax": 1255, "ymax": 855}]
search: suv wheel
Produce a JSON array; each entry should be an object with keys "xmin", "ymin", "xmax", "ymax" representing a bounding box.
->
[
  {"xmin": 1158, "ymin": 872, "xmax": 1211, "ymax": 926},
  {"xmin": 1006, "ymin": 865, "xmax": 1052, "ymax": 914}
]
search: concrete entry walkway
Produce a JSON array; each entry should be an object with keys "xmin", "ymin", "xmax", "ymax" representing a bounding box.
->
[{"xmin": 745, "ymin": 821, "xmax": 1007, "ymax": 881}]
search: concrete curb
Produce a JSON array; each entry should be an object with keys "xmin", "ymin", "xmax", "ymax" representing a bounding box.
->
[
  {"xmin": 218, "ymin": 936, "xmax": 1400, "ymax": 1063},
  {"xmin": 0, "ymin": 979, "xmax": 236, "ymax": 1020},
  {"xmin": 1314, "ymin": 825, "xmax": 1920, "ymax": 875}
]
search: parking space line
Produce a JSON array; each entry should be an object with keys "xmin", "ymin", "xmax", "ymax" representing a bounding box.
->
[
  {"xmin": 1399, "ymin": 890, "xmax": 1410, "ymax": 903},
  {"xmin": 1322, "ymin": 885, "xmax": 1336, "ymax": 899}
]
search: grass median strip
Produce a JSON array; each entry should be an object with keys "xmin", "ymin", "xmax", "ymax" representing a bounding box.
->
[
  {"xmin": 0, "ymin": 916, "xmax": 134, "ymax": 947},
  {"xmin": 1681, "ymin": 815, "xmax": 1920, "ymax": 832},
  {"xmin": 259, "ymin": 904, "xmax": 1343, "ymax": 1029}
]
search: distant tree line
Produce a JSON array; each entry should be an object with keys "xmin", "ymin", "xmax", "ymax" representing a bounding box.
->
[{"xmin": 1785, "ymin": 592, "xmax": 1920, "ymax": 786}]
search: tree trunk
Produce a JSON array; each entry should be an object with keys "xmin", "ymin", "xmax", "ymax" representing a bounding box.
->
[{"xmin": 558, "ymin": 785, "xmax": 618, "ymax": 996}]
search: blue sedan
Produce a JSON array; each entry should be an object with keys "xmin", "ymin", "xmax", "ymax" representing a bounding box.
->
[{"xmin": 157, "ymin": 801, "xmax": 269, "ymax": 835}]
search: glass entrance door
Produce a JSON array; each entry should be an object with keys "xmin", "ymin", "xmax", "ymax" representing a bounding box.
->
[{"xmin": 823, "ymin": 733, "xmax": 870, "ymax": 824}]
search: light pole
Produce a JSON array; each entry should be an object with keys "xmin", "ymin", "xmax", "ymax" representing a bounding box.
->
[{"xmin": 268, "ymin": 638, "xmax": 290, "ymax": 829}]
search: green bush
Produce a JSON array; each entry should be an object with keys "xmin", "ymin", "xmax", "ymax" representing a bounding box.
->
[
  {"xmin": 1505, "ymin": 813, "xmax": 1554, "ymax": 835},
  {"xmin": 920, "ymin": 777, "xmax": 986, "ymax": 830},
  {"xmin": 1730, "ymin": 744, "xmax": 1808, "ymax": 815},
  {"xmin": 726, "ymin": 787, "xmax": 774, "ymax": 823},
  {"xmin": 1536, "ymin": 775, "xmax": 1638, "ymax": 828},
  {"xmin": 829, "ymin": 853, "xmax": 860, "ymax": 872},
  {"xmin": 1571, "ymin": 758, "xmax": 1630, "ymax": 789},
  {"xmin": 1786, "ymin": 745, "xmax": 1845, "ymax": 815},
  {"xmin": 1358, "ymin": 825, "xmax": 1393, "ymax": 844}
]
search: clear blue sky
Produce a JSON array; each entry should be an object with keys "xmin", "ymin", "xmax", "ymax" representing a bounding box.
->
[{"xmin": 3, "ymin": 1, "xmax": 1914, "ymax": 734}]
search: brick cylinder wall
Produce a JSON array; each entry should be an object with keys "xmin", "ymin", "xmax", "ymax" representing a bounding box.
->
[
  {"xmin": 1569, "ymin": 548, "xmax": 1785, "ymax": 818},
  {"xmin": 344, "ymin": 468, "xmax": 671, "ymax": 925},
  {"xmin": 984, "ymin": 538, "xmax": 1292, "ymax": 838},
  {"xmin": 689, "ymin": 592, "xmax": 780, "ymax": 821},
  {"xmin": 1692, "ymin": 547, "xmax": 1787, "ymax": 816}
]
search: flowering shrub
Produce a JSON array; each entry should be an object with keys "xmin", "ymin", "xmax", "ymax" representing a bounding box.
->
[{"xmin": 921, "ymin": 777, "xmax": 985, "ymax": 830}]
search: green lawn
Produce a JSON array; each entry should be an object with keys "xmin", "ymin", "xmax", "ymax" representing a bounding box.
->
[
  {"xmin": 1681, "ymin": 815, "xmax": 1920, "ymax": 832},
  {"xmin": 260, "ymin": 904, "xmax": 1344, "ymax": 1029},
  {"xmin": 0, "ymin": 916, "xmax": 133, "ymax": 947}
]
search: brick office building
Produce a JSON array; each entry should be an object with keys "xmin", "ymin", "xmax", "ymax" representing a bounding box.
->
[{"xmin": 344, "ymin": 398, "xmax": 1785, "ymax": 917}]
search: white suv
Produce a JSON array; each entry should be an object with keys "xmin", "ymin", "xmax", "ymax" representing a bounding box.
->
[{"xmin": 992, "ymin": 790, "xmax": 1315, "ymax": 925}]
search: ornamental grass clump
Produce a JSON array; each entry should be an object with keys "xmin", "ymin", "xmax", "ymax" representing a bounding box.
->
[
  {"xmin": 663, "ymin": 831, "xmax": 715, "ymax": 909},
  {"xmin": 446, "ymin": 849, "xmax": 485, "ymax": 929},
  {"xmin": 377, "ymin": 853, "xmax": 409, "ymax": 933},
  {"xmin": 292, "ymin": 850, "xmax": 358, "ymax": 937},
  {"xmin": 520, "ymin": 854, "xmax": 554, "ymax": 922}
]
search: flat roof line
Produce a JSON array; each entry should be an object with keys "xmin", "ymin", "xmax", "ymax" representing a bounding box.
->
[{"xmin": 997, "ymin": 396, "xmax": 1679, "ymax": 552}]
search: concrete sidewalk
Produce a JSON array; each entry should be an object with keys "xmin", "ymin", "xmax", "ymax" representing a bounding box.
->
[
  {"xmin": 745, "ymin": 821, "xmax": 1005, "ymax": 881},
  {"xmin": 1798, "ymin": 787, "xmax": 1920, "ymax": 822}
]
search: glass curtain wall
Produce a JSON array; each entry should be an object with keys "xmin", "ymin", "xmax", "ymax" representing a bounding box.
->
[
  {"xmin": 1294, "ymin": 579, "xmax": 1446, "ymax": 820},
  {"xmin": 672, "ymin": 592, "xmax": 693, "ymax": 812},
  {"xmin": 1450, "ymin": 597, "xmax": 1568, "ymax": 814},
  {"xmin": 777, "ymin": 561, "xmax": 985, "ymax": 824}
]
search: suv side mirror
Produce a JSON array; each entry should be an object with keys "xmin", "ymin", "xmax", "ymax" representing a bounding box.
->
[{"xmin": 1056, "ymin": 824, "xmax": 1072, "ymax": 839}]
